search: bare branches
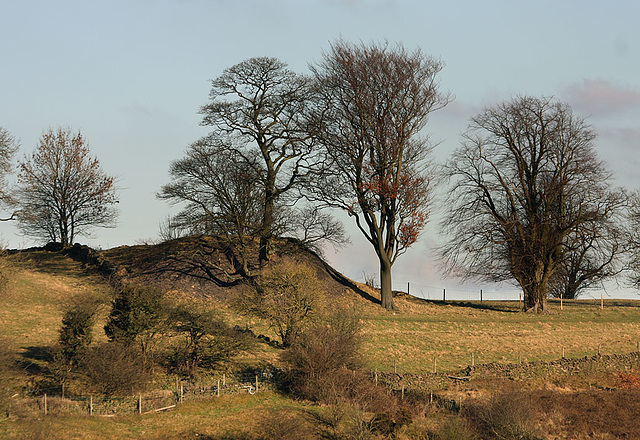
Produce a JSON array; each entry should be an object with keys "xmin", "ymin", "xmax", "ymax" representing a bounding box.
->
[
  {"xmin": 15, "ymin": 127, "xmax": 118, "ymax": 247},
  {"xmin": 310, "ymin": 40, "xmax": 449, "ymax": 309},
  {"xmin": 441, "ymin": 96, "xmax": 621, "ymax": 312}
]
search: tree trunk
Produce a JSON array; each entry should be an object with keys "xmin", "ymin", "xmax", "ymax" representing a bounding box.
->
[
  {"xmin": 259, "ymin": 194, "xmax": 275, "ymax": 267},
  {"xmin": 523, "ymin": 282, "xmax": 548, "ymax": 313},
  {"xmin": 379, "ymin": 257, "xmax": 396, "ymax": 310}
]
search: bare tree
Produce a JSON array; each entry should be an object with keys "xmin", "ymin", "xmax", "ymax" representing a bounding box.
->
[
  {"xmin": 199, "ymin": 57, "xmax": 320, "ymax": 266},
  {"xmin": 628, "ymin": 192, "xmax": 640, "ymax": 289},
  {"xmin": 159, "ymin": 136, "xmax": 269, "ymax": 279},
  {"xmin": 441, "ymin": 96, "xmax": 618, "ymax": 313},
  {"xmin": 0, "ymin": 127, "xmax": 19, "ymax": 218},
  {"xmin": 16, "ymin": 127, "xmax": 118, "ymax": 247},
  {"xmin": 548, "ymin": 189, "xmax": 628, "ymax": 299},
  {"xmin": 310, "ymin": 41, "xmax": 450, "ymax": 310}
]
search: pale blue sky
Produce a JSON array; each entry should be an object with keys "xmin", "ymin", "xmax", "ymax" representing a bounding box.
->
[{"xmin": 1, "ymin": 0, "xmax": 639, "ymax": 297}]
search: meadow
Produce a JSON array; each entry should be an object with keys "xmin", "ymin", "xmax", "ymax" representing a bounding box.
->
[{"xmin": 1, "ymin": 250, "xmax": 640, "ymax": 439}]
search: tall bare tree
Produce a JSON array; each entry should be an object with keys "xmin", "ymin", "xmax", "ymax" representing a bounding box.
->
[
  {"xmin": 441, "ymin": 96, "xmax": 618, "ymax": 313},
  {"xmin": 198, "ymin": 57, "xmax": 319, "ymax": 266},
  {"xmin": 310, "ymin": 41, "xmax": 450, "ymax": 310},
  {"xmin": 16, "ymin": 127, "xmax": 118, "ymax": 247}
]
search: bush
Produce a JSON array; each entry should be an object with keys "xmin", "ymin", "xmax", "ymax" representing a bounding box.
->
[
  {"xmin": 255, "ymin": 409, "xmax": 314, "ymax": 440},
  {"xmin": 239, "ymin": 262, "xmax": 321, "ymax": 347},
  {"xmin": 104, "ymin": 283, "xmax": 167, "ymax": 356},
  {"xmin": 59, "ymin": 296, "xmax": 100, "ymax": 365},
  {"xmin": 82, "ymin": 342, "xmax": 150, "ymax": 396},
  {"xmin": 166, "ymin": 303, "xmax": 251, "ymax": 378},
  {"xmin": 478, "ymin": 391, "xmax": 541, "ymax": 440}
]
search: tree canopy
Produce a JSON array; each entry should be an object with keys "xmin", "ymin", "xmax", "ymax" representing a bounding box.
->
[
  {"xmin": 309, "ymin": 40, "xmax": 450, "ymax": 309},
  {"xmin": 16, "ymin": 127, "xmax": 118, "ymax": 247},
  {"xmin": 441, "ymin": 96, "xmax": 621, "ymax": 312}
]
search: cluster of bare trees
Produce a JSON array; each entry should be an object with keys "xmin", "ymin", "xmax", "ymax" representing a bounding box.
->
[{"xmin": 2, "ymin": 40, "xmax": 640, "ymax": 312}]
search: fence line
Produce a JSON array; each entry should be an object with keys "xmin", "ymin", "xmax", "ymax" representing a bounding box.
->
[{"xmin": 15, "ymin": 372, "xmax": 268, "ymax": 417}]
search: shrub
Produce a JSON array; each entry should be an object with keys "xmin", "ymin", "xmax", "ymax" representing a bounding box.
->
[
  {"xmin": 166, "ymin": 304, "xmax": 251, "ymax": 378},
  {"xmin": 255, "ymin": 409, "xmax": 314, "ymax": 440},
  {"xmin": 478, "ymin": 391, "xmax": 541, "ymax": 440},
  {"xmin": 104, "ymin": 283, "xmax": 167, "ymax": 356},
  {"xmin": 59, "ymin": 296, "xmax": 100, "ymax": 365},
  {"xmin": 82, "ymin": 342, "xmax": 150, "ymax": 396},
  {"xmin": 239, "ymin": 261, "xmax": 321, "ymax": 347}
]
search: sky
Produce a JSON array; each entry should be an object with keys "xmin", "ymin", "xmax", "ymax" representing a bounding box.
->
[{"xmin": 1, "ymin": 0, "xmax": 639, "ymax": 299}]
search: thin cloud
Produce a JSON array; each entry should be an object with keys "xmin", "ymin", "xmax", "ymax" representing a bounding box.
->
[{"xmin": 563, "ymin": 79, "xmax": 640, "ymax": 117}]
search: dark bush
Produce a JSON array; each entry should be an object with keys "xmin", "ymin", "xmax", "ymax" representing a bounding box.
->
[
  {"xmin": 104, "ymin": 283, "xmax": 167, "ymax": 356},
  {"xmin": 166, "ymin": 304, "xmax": 251, "ymax": 378},
  {"xmin": 59, "ymin": 296, "xmax": 99, "ymax": 365}
]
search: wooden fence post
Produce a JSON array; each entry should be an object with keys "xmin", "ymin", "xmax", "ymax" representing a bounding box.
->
[
  {"xmin": 217, "ymin": 379, "xmax": 220, "ymax": 397},
  {"xmin": 138, "ymin": 395, "xmax": 142, "ymax": 414},
  {"xmin": 90, "ymin": 395, "xmax": 93, "ymax": 416},
  {"xmin": 443, "ymin": 289, "xmax": 446, "ymax": 302},
  {"xmin": 44, "ymin": 393, "xmax": 47, "ymax": 416}
]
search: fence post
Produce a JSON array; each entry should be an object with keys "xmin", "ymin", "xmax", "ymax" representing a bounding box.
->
[
  {"xmin": 472, "ymin": 352, "xmax": 475, "ymax": 367},
  {"xmin": 375, "ymin": 369, "xmax": 378, "ymax": 385},
  {"xmin": 480, "ymin": 289, "xmax": 482, "ymax": 302},
  {"xmin": 62, "ymin": 383, "xmax": 65, "ymax": 399},
  {"xmin": 44, "ymin": 393, "xmax": 47, "ymax": 416},
  {"xmin": 401, "ymin": 386, "xmax": 405, "ymax": 400},
  {"xmin": 223, "ymin": 373, "xmax": 226, "ymax": 386},
  {"xmin": 138, "ymin": 395, "xmax": 142, "ymax": 414},
  {"xmin": 394, "ymin": 359, "xmax": 397, "ymax": 374},
  {"xmin": 600, "ymin": 291, "xmax": 604, "ymax": 310},
  {"xmin": 433, "ymin": 358, "xmax": 437, "ymax": 374},
  {"xmin": 217, "ymin": 379, "xmax": 220, "ymax": 397},
  {"xmin": 407, "ymin": 282, "xmax": 410, "ymax": 296},
  {"xmin": 443, "ymin": 289, "xmax": 446, "ymax": 302},
  {"xmin": 560, "ymin": 293, "xmax": 563, "ymax": 311},
  {"xmin": 90, "ymin": 395, "xmax": 93, "ymax": 416},
  {"xmin": 180, "ymin": 383, "xmax": 184, "ymax": 403}
]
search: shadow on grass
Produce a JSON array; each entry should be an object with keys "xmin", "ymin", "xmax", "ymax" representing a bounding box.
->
[
  {"xmin": 9, "ymin": 250, "xmax": 92, "ymax": 279},
  {"xmin": 407, "ymin": 295, "xmax": 522, "ymax": 313},
  {"xmin": 18, "ymin": 345, "xmax": 54, "ymax": 376}
]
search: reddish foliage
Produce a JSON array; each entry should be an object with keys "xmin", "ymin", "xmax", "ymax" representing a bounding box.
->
[{"xmin": 617, "ymin": 369, "xmax": 640, "ymax": 389}]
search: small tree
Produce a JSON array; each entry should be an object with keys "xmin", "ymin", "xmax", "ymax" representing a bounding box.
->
[
  {"xmin": 0, "ymin": 127, "xmax": 18, "ymax": 217},
  {"xmin": 16, "ymin": 127, "xmax": 118, "ymax": 247},
  {"xmin": 104, "ymin": 284, "xmax": 167, "ymax": 357},
  {"xmin": 239, "ymin": 262, "xmax": 320, "ymax": 347}
]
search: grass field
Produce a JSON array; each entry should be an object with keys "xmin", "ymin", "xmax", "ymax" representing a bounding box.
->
[{"xmin": 1, "ymin": 250, "xmax": 640, "ymax": 439}]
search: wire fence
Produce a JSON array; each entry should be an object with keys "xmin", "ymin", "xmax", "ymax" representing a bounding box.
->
[
  {"xmin": 11, "ymin": 372, "xmax": 271, "ymax": 417},
  {"xmin": 393, "ymin": 280, "xmax": 522, "ymax": 302}
]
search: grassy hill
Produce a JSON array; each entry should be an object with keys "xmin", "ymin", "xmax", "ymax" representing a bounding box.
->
[{"xmin": 1, "ymin": 242, "xmax": 640, "ymax": 439}]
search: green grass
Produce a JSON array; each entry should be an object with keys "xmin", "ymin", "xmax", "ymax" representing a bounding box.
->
[{"xmin": 360, "ymin": 296, "xmax": 640, "ymax": 373}]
